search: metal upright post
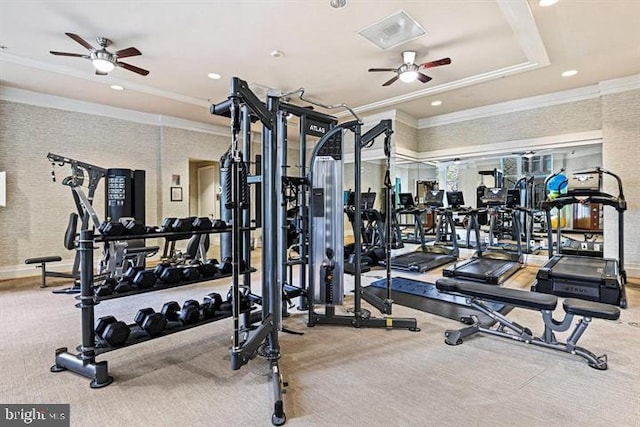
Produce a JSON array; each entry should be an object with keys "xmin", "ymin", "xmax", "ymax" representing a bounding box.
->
[
  {"xmin": 241, "ymin": 104, "xmax": 252, "ymax": 291},
  {"xmin": 353, "ymin": 123, "xmax": 363, "ymax": 323},
  {"xmin": 298, "ymin": 114, "xmax": 308, "ymax": 309},
  {"xmin": 263, "ymin": 95, "xmax": 280, "ymax": 349},
  {"xmin": 50, "ymin": 229, "xmax": 112, "ymax": 388},
  {"xmin": 276, "ymin": 109, "xmax": 288, "ymax": 327}
]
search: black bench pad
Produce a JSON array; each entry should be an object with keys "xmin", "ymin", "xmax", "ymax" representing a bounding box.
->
[
  {"xmin": 25, "ymin": 256, "xmax": 62, "ymax": 265},
  {"xmin": 563, "ymin": 298, "xmax": 620, "ymax": 320},
  {"xmin": 436, "ymin": 278, "xmax": 558, "ymax": 311}
]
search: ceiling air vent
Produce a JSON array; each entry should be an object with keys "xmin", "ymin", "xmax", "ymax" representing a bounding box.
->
[{"xmin": 358, "ymin": 10, "xmax": 427, "ymax": 50}]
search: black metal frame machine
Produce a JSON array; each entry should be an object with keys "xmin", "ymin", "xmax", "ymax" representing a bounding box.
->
[
  {"xmin": 443, "ymin": 187, "xmax": 523, "ymax": 285},
  {"xmin": 532, "ymin": 167, "xmax": 627, "ymax": 308},
  {"xmin": 308, "ymin": 116, "xmax": 418, "ymax": 328}
]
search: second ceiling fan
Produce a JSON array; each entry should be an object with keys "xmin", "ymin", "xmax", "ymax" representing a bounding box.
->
[{"xmin": 368, "ymin": 51, "xmax": 451, "ymax": 87}]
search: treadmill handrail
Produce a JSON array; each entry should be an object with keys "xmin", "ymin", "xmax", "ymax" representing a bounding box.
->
[{"xmin": 542, "ymin": 193, "xmax": 626, "ymax": 212}]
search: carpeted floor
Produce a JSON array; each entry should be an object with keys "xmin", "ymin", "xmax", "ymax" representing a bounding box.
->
[{"xmin": 1, "ymin": 262, "xmax": 639, "ymax": 427}]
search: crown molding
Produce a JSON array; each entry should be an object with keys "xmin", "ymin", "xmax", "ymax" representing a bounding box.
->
[
  {"xmin": 0, "ymin": 86, "xmax": 229, "ymax": 136},
  {"xmin": 415, "ymin": 130, "xmax": 602, "ymax": 162},
  {"xmin": 598, "ymin": 74, "xmax": 640, "ymax": 96},
  {"xmin": 418, "ymin": 84, "xmax": 601, "ymax": 128},
  {"xmin": 418, "ymin": 74, "xmax": 640, "ymax": 129}
]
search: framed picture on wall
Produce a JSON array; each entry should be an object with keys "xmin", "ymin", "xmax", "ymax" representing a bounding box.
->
[{"xmin": 170, "ymin": 186, "xmax": 183, "ymax": 202}]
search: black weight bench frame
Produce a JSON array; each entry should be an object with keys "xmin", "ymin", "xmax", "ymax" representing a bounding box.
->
[
  {"xmin": 435, "ymin": 278, "xmax": 620, "ymax": 370},
  {"xmin": 25, "ymin": 256, "xmax": 63, "ymax": 288}
]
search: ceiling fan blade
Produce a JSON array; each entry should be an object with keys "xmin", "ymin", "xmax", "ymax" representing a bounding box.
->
[
  {"xmin": 95, "ymin": 70, "xmax": 108, "ymax": 76},
  {"xmin": 50, "ymin": 51, "xmax": 89, "ymax": 58},
  {"xmin": 114, "ymin": 47, "xmax": 142, "ymax": 58},
  {"xmin": 419, "ymin": 57, "xmax": 452, "ymax": 69},
  {"xmin": 368, "ymin": 68, "xmax": 397, "ymax": 72},
  {"xmin": 382, "ymin": 75, "xmax": 399, "ymax": 87},
  {"xmin": 65, "ymin": 32, "xmax": 95, "ymax": 51},
  {"xmin": 118, "ymin": 61, "xmax": 150, "ymax": 76},
  {"xmin": 416, "ymin": 72, "xmax": 432, "ymax": 84}
]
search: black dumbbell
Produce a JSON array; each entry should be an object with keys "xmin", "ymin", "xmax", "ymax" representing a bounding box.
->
[
  {"xmin": 172, "ymin": 217, "xmax": 194, "ymax": 232},
  {"xmin": 182, "ymin": 266, "xmax": 201, "ymax": 281},
  {"xmin": 154, "ymin": 264, "xmax": 183, "ymax": 284},
  {"xmin": 201, "ymin": 292, "xmax": 223, "ymax": 319},
  {"xmin": 134, "ymin": 308, "xmax": 167, "ymax": 337},
  {"xmin": 197, "ymin": 259, "xmax": 219, "ymax": 278},
  {"xmin": 221, "ymin": 289, "xmax": 251, "ymax": 312},
  {"xmin": 114, "ymin": 266, "xmax": 143, "ymax": 292},
  {"xmin": 192, "ymin": 217, "xmax": 213, "ymax": 230},
  {"xmin": 95, "ymin": 316, "xmax": 130, "ymax": 347},
  {"xmin": 98, "ymin": 221, "xmax": 126, "ymax": 237},
  {"xmin": 212, "ymin": 219, "xmax": 227, "ymax": 229},
  {"xmin": 132, "ymin": 270, "xmax": 157, "ymax": 289},
  {"xmin": 180, "ymin": 300, "xmax": 201, "ymax": 324},
  {"xmin": 160, "ymin": 217, "xmax": 177, "ymax": 232},
  {"xmin": 94, "ymin": 277, "xmax": 117, "ymax": 297},
  {"xmin": 161, "ymin": 300, "xmax": 200, "ymax": 325},
  {"xmin": 124, "ymin": 219, "xmax": 146, "ymax": 235},
  {"xmin": 219, "ymin": 258, "xmax": 248, "ymax": 274}
]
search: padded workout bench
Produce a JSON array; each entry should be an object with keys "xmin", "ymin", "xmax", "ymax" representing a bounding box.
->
[
  {"xmin": 24, "ymin": 256, "xmax": 62, "ymax": 288},
  {"xmin": 435, "ymin": 278, "xmax": 620, "ymax": 370}
]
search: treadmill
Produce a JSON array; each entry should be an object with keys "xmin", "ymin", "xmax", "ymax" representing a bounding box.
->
[
  {"xmin": 395, "ymin": 192, "xmax": 429, "ymax": 245},
  {"xmin": 389, "ymin": 190, "xmax": 459, "ymax": 273},
  {"xmin": 445, "ymin": 191, "xmax": 482, "ymax": 249},
  {"xmin": 531, "ymin": 167, "xmax": 627, "ymax": 308},
  {"xmin": 443, "ymin": 187, "xmax": 523, "ymax": 285}
]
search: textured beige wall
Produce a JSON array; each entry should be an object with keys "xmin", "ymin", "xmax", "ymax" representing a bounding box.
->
[
  {"xmin": 0, "ymin": 101, "xmax": 237, "ymax": 272},
  {"xmin": 0, "ymin": 101, "xmax": 161, "ymax": 269},
  {"xmin": 394, "ymin": 120, "xmax": 418, "ymax": 152},
  {"xmin": 418, "ymin": 99, "xmax": 601, "ymax": 150},
  {"xmin": 601, "ymin": 89, "xmax": 640, "ymax": 274},
  {"xmin": 159, "ymin": 127, "xmax": 230, "ymax": 220}
]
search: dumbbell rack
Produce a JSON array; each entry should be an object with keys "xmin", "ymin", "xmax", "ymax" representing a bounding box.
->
[{"xmin": 51, "ymin": 228, "xmax": 255, "ymax": 387}]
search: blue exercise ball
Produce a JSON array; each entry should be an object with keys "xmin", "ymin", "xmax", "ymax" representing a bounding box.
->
[{"xmin": 547, "ymin": 173, "xmax": 568, "ymax": 199}]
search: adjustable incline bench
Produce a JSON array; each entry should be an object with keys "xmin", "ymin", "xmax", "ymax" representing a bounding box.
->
[{"xmin": 435, "ymin": 278, "xmax": 620, "ymax": 370}]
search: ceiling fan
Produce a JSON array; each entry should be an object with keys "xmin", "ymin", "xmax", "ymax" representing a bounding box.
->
[
  {"xmin": 50, "ymin": 33, "xmax": 149, "ymax": 76},
  {"xmin": 512, "ymin": 149, "xmax": 552, "ymax": 158},
  {"xmin": 368, "ymin": 51, "xmax": 451, "ymax": 87}
]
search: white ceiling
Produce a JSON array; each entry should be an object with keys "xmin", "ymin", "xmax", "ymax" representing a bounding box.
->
[{"xmin": 1, "ymin": 0, "xmax": 639, "ymax": 127}]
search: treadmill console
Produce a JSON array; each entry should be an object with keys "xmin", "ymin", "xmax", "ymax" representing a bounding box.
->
[
  {"xmin": 345, "ymin": 191, "xmax": 376, "ymax": 209},
  {"xmin": 398, "ymin": 193, "xmax": 416, "ymax": 208},
  {"xmin": 482, "ymin": 187, "xmax": 507, "ymax": 206},
  {"xmin": 362, "ymin": 192, "xmax": 376, "ymax": 210},
  {"xmin": 568, "ymin": 171, "xmax": 601, "ymax": 192},
  {"xmin": 446, "ymin": 191, "xmax": 465, "ymax": 209},
  {"xmin": 506, "ymin": 189, "xmax": 521, "ymax": 208},
  {"xmin": 423, "ymin": 190, "xmax": 444, "ymax": 208}
]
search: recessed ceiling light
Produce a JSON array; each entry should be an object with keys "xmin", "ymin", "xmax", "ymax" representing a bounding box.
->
[
  {"xmin": 539, "ymin": 0, "xmax": 559, "ymax": 6},
  {"xmin": 270, "ymin": 50, "xmax": 283, "ymax": 58},
  {"xmin": 562, "ymin": 69, "xmax": 578, "ymax": 77},
  {"xmin": 207, "ymin": 72, "xmax": 221, "ymax": 80},
  {"xmin": 110, "ymin": 85, "xmax": 124, "ymax": 91},
  {"xmin": 431, "ymin": 100, "xmax": 443, "ymax": 106},
  {"xmin": 329, "ymin": 0, "xmax": 347, "ymax": 8}
]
